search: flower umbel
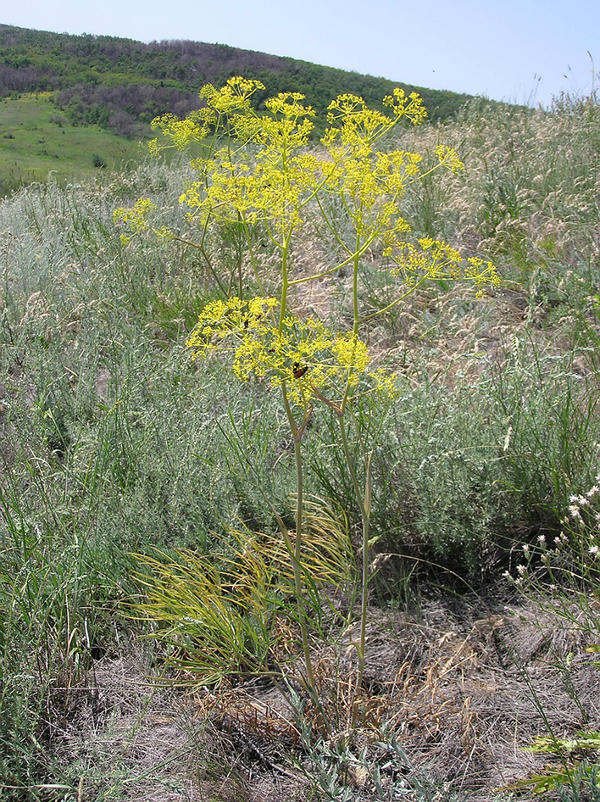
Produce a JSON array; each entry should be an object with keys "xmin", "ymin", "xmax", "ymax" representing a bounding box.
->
[
  {"xmin": 389, "ymin": 237, "xmax": 500, "ymax": 291},
  {"xmin": 186, "ymin": 297, "xmax": 375, "ymax": 407}
]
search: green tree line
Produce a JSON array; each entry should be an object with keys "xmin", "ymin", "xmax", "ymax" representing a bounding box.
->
[{"xmin": 0, "ymin": 24, "xmax": 477, "ymax": 137}]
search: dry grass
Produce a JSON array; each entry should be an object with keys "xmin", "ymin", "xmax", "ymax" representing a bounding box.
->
[
  {"xmin": 52, "ymin": 651, "xmax": 209, "ymax": 801},
  {"xmin": 49, "ymin": 590, "xmax": 600, "ymax": 801}
]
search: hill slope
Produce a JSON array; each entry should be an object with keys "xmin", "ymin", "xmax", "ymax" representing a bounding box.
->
[
  {"xmin": 0, "ymin": 93, "xmax": 144, "ymax": 194},
  {"xmin": 0, "ymin": 24, "xmax": 474, "ymax": 138}
]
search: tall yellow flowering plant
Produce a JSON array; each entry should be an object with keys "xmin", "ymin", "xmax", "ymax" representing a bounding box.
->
[{"xmin": 116, "ymin": 77, "xmax": 499, "ymax": 702}]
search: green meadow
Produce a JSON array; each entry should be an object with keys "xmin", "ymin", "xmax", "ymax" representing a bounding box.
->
[{"xmin": 0, "ymin": 94, "xmax": 144, "ymax": 193}]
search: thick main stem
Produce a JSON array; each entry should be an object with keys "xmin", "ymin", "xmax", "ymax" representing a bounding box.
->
[
  {"xmin": 292, "ymin": 427, "xmax": 317, "ymax": 692},
  {"xmin": 352, "ymin": 239, "xmax": 360, "ymax": 338},
  {"xmin": 278, "ymin": 229, "xmax": 317, "ymax": 694},
  {"xmin": 337, "ymin": 413, "xmax": 370, "ymax": 693},
  {"xmin": 351, "ymin": 243, "xmax": 371, "ymax": 691},
  {"xmin": 280, "ymin": 388, "xmax": 316, "ymax": 693},
  {"xmin": 278, "ymin": 233, "xmax": 290, "ymax": 329},
  {"xmin": 327, "ymin": 235, "xmax": 374, "ymax": 710}
]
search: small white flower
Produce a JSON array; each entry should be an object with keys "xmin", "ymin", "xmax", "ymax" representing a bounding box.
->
[
  {"xmin": 569, "ymin": 505, "xmax": 582, "ymax": 519},
  {"xmin": 538, "ymin": 535, "xmax": 546, "ymax": 544},
  {"xmin": 522, "ymin": 544, "xmax": 530, "ymax": 553},
  {"xmin": 589, "ymin": 545, "xmax": 600, "ymax": 556},
  {"xmin": 517, "ymin": 564, "xmax": 527, "ymax": 576}
]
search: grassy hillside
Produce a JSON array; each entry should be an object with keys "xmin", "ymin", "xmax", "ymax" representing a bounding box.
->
[
  {"xmin": 1, "ymin": 86, "xmax": 599, "ymax": 800},
  {"xmin": 0, "ymin": 24, "xmax": 474, "ymax": 136},
  {"xmin": 0, "ymin": 93, "xmax": 144, "ymax": 194},
  {"xmin": 0, "ymin": 24, "xmax": 483, "ymax": 194}
]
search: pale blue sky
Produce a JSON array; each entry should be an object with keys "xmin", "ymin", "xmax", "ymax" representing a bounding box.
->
[{"xmin": 3, "ymin": 0, "xmax": 599, "ymax": 107}]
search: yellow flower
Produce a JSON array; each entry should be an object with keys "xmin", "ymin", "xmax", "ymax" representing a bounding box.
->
[
  {"xmin": 113, "ymin": 197, "xmax": 155, "ymax": 233},
  {"xmin": 186, "ymin": 298, "xmax": 374, "ymax": 407},
  {"xmin": 371, "ymin": 368, "xmax": 401, "ymax": 399},
  {"xmin": 389, "ymin": 238, "xmax": 499, "ymax": 289},
  {"xmin": 382, "ymin": 88, "xmax": 428, "ymax": 126},
  {"xmin": 332, "ymin": 333, "xmax": 369, "ymax": 375},
  {"xmin": 434, "ymin": 145, "xmax": 464, "ymax": 173},
  {"xmin": 200, "ymin": 76, "xmax": 265, "ymax": 114},
  {"xmin": 150, "ymin": 114, "xmax": 211, "ymax": 150}
]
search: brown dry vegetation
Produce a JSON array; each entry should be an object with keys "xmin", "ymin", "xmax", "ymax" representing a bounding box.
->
[{"xmin": 51, "ymin": 594, "xmax": 600, "ymax": 801}]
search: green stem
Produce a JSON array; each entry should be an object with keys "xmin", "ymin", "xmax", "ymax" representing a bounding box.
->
[
  {"xmin": 288, "ymin": 237, "xmax": 374, "ymax": 287},
  {"xmin": 279, "ymin": 232, "xmax": 291, "ymax": 328},
  {"xmin": 280, "ymin": 387, "xmax": 316, "ymax": 693},
  {"xmin": 352, "ymin": 237, "xmax": 360, "ymax": 337},
  {"xmin": 337, "ymin": 412, "xmax": 370, "ymax": 695},
  {"xmin": 236, "ymin": 211, "xmax": 243, "ymax": 298},
  {"xmin": 240, "ymin": 213, "xmax": 268, "ymax": 299},
  {"xmin": 277, "ymin": 229, "xmax": 317, "ymax": 694},
  {"xmin": 359, "ymin": 275, "xmax": 427, "ymax": 323},
  {"xmin": 164, "ymin": 232, "xmax": 228, "ymax": 296},
  {"xmin": 338, "ymin": 231, "xmax": 372, "ymax": 703}
]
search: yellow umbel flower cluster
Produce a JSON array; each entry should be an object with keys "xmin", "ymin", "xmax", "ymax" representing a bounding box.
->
[
  {"xmin": 434, "ymin": 145, "xmax": 464, "ymax": 174},
  {"xmin": 185, "ymin": 296, "xmax": 277, "ymax": 355},
  {"xmin": 149, "ymin": 112, "xmax": 214, "ymax": 152},
  {"xmin": 199, "ymin": 76, "xmax": 265, "ymax": 115},
  {"xmin": 149, "ymin": 77, "xmax": 267, "ymax": 153},
  {"xmin": 117, "ymin": 77, "xmax": 498, "ymax": 288},
  {"xmin": 186, "ymin": 297, "xmax": 377, "ymax": 407},
  {"xmin": 390, "ymin": 237, "xmax": 500, "ymax": 290},
  {"xmin": 113, "ymin": 197, "xmax": 156, "ymax": 244},
  {"xmin": 172, "ymin": 81, "xmax": 432, "ymax": 249}
]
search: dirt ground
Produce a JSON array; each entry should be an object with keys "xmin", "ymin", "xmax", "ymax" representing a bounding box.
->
[{"xmin": 50, "ymin": 584, "xmax": 600, "ymax": 801}]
